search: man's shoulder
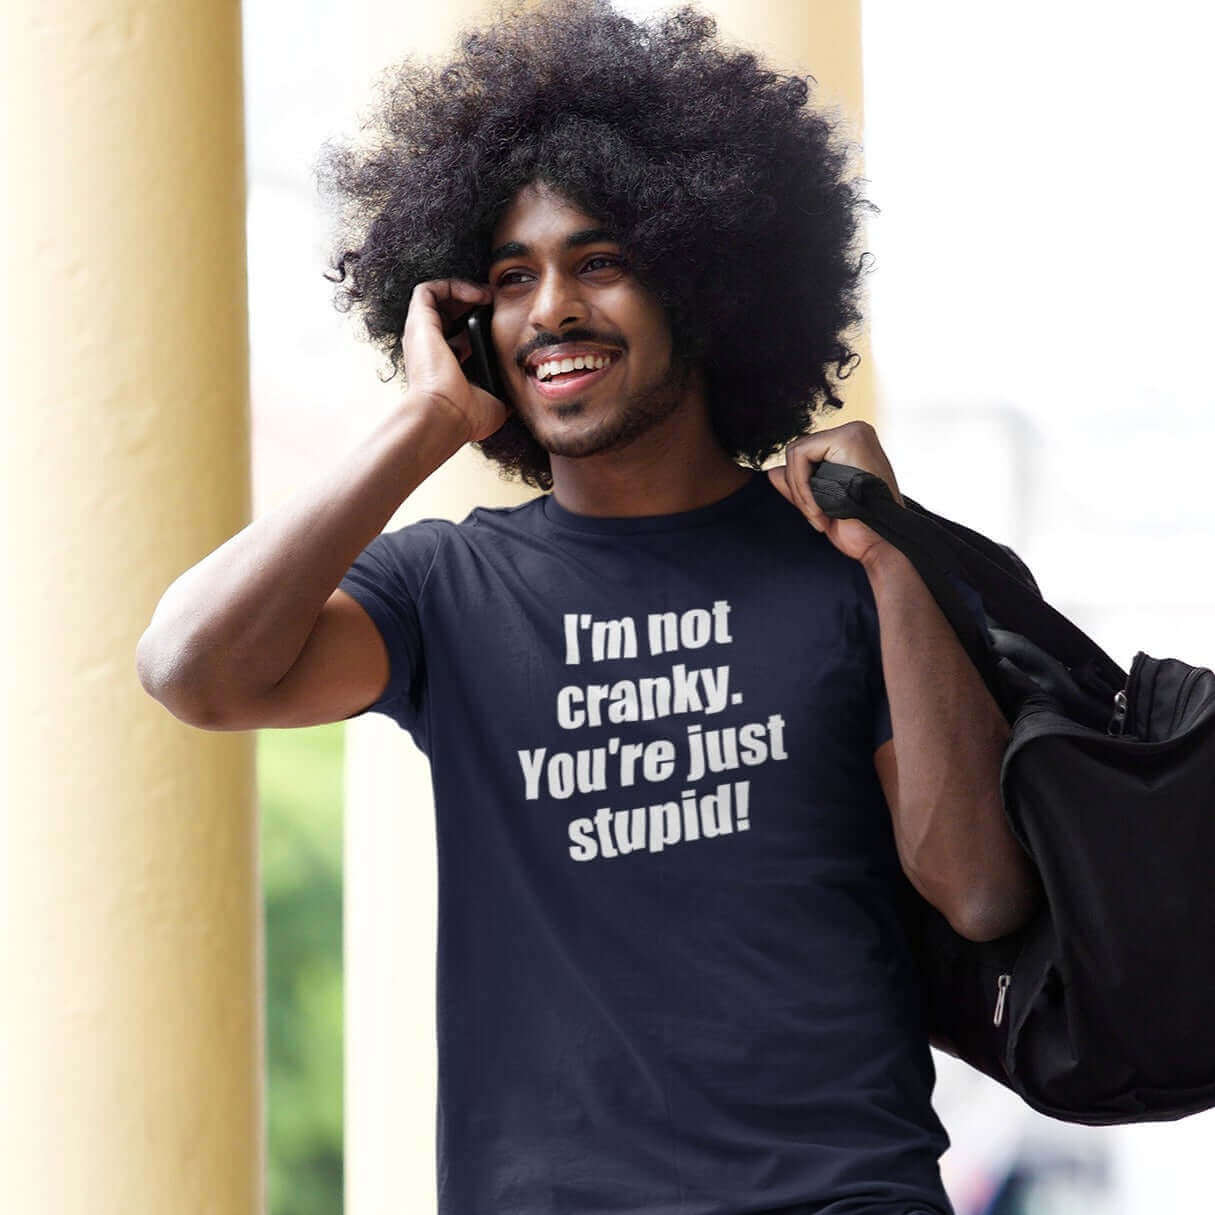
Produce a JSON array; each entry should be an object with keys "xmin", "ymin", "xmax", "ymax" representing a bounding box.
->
[
  {"xmin": 450, "ymin": 493, "xmax": 551, "ymax": 542},
  {"xmin": 382, "ymin": 493, "xmax": 544, "ymax": 539},
  {"xmin": 369, "ymin": 495, "xmax": 548, "ymax": 563},
  {"xmin": 462, "ymin": 491, "xmax": 548, "ymax": 525}
]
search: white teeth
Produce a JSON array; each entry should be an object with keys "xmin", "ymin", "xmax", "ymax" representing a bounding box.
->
[{"xmin": 534, "ymin": 353, "xmax": 613, "ymax": 381}]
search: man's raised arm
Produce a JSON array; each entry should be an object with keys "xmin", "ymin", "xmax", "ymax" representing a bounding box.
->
[{"xmin": 135, "ymin": 278, "xmax": 504, "ymax": 730}]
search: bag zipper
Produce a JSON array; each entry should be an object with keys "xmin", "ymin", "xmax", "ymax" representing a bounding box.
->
[
  {"xmin": 993, "ymin": 973, "xmax": 1011, "ymax": 1026},
  {"xmin": 1106, "ymin": 651, "xmax": 1145, "ymax": 737}
]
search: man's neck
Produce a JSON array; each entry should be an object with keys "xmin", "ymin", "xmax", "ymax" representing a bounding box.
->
[{"xmin": 546, "ymin": 409, "xmax": 755, "ymax": 519}]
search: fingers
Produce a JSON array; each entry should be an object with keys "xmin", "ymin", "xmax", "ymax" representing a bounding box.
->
[
  {"xmin": 768, "ymin": 421, "xmax": 903, "ymax": 536},
  {"xmin": 768, "ymin": 462, "xmax": 823, "ymax": 533},
  {"xmin": 401, "ymin": 278, "xmax": 492, "ymax": 382},
  {"xmin": 782, "ymin": 437, "xmax": 829, "ymax": 532},
  {"xmin": 767, "ymin": 464, "xmax": 790, "ymax": 500},
  {"xmin": 447, "ymin": 327, "xmax": 472, "ymax": 363},
  {"xmin": 406, "ymin": 278, "xmax": 492, "ymax": 341}
]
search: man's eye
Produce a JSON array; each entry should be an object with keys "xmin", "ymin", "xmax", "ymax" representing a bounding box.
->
[
  {"xmin": 584, "ymin": 255, "xmax": 624, "ymax": 272},
  {"xmin": 495, "ymin": 256, "xmax": 625, "ymax": 288}
]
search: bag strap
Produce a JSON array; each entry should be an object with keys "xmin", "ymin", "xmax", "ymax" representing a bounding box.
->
[{"xmin": 807, "ymin": 461, "xmax": 1128, "ymax": 716}]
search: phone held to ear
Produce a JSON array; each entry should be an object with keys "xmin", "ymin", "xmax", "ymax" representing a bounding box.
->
[{"xmin": 463, "ymin": 304, "xmax": 507, "ymax": 404}]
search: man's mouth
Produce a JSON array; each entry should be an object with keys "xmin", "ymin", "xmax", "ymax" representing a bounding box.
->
[{"xmin": 526, "ymin": 351, "xmax": 621, "ymax": 401}]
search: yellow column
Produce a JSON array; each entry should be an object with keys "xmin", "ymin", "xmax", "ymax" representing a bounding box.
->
[
  {"xmin": 0, "ymin": 5, "xmax": 260, "ymax": 1215},
  {"xmin": 701, "ymin": 0, "xmax": 874, "ymax": 425}
]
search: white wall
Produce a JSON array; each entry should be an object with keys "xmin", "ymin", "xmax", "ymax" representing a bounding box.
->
[{"xmin": 863, "ymin": 3, "xmax": 1215, "ymax": 1210}]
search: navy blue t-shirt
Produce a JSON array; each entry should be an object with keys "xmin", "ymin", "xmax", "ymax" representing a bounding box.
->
[{"xmin": 339, "ymin": 469, "xmax": 974, "ymax": 1215}]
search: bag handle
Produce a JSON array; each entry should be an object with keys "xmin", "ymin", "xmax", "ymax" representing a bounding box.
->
[{"xmin": 807, "ymin": 460, "xmax": 1127, "ymax": 718}]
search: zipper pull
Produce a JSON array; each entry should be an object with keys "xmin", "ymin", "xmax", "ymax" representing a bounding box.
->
[
  {"xmin": 993, "ymin": 973, "xmax": 1011, "ymax": 1027},
  {"xmin": 1107, "ymin": 689, "xmax": 1128, "ymax": 737}
]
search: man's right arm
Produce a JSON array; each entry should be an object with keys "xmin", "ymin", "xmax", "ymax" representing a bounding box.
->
[
  {"xmin": 135, "ymin": 277, "xmax": 506, "ymax": 731},
  {"xmin": 135, "ymin": 399, "xmax": 465, "ymax": 730}
]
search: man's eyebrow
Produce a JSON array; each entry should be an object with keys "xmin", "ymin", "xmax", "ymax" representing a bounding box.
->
[{"xmin": 487, "ymin": 227, "xmax": 620, "ymax": 268}]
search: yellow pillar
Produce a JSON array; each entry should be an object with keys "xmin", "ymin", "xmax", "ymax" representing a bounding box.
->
[
  {"xmin": 701, "ymin": 0, "xmax": 874, "ymax": 425},
  {"xmin": 0, "ymin": 4, "xmax": 261, "ymax": 1215}
]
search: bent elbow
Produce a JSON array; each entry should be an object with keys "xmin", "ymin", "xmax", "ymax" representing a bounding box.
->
[{"xmin": 951, "ymin": 884, "xmax": 1044, "ymax": 943}]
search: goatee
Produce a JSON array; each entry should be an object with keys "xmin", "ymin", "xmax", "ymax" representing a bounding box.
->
[{"xmin": 530, "ymin": 355, "xmax": 694, "ymax": 459}]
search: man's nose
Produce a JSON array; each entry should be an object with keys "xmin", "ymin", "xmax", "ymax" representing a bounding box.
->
[{"xmin": 529, "ymin": 271, "xmax": 588, "ymax": 332}]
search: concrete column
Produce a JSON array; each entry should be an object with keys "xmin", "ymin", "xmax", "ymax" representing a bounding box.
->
[
  {"xmin": 0, "ymin": 4, "xmax": 260, "ymax": 1214},
  {"xmin": 702, "ymin": 0, "xmax": 875, "ymax": 425}
]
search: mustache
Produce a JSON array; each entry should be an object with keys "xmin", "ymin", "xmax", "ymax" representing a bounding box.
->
[{"xmin": 517, "ymin": 329, "xmax": 628, "ymax": 368}]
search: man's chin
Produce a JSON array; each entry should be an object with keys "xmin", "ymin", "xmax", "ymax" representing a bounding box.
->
[
  {"xmin": 535, "ymin": 422, "xmax": 634, "ymax": 461},
  {"xmin": 516, "ymin": 399, "xmax": 618, "ymax": 456},
  {"xmin": 520, "ymin": 358, "xmax": 695, "ymax": 460}
]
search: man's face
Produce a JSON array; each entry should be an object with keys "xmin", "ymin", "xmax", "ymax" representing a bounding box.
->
[{"xmin": 488, "ymin": 181, "xmax": 693, "ymax": 460}]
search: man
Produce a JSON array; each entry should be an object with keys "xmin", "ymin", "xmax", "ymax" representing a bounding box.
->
[{"xmin": 137, "ymin": 1, "xmax": 1041, "ymax": 1211}]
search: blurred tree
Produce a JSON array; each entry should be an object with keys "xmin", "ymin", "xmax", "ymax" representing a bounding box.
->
[{"xmin": 259, "ymin": 722, "xmax": 345, "ymax": 1215}]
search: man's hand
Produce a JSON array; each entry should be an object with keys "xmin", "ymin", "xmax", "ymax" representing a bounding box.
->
[
  {"xmin": 767, "ymin": 420, "xmax": 904, "ymax": 567},
  {"xmin": 402, "ymin": 278, "xmax": 512, "ymax": 443}
]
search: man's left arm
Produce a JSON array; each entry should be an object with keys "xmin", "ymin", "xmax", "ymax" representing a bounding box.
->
[
  {"xmin": 863, "ymin": 541, "xmax": 1042, "ymax": 942},
  {"xmin": 767, "ymin": 419, "xmax": 1043, "ymax": 943}
]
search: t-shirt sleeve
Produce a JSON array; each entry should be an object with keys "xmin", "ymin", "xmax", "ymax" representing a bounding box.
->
[
  {"xmin": 336, "ymin": 519, "xmax": 445, "ymax": 735},
  {"xmin": 855, "ymin": 560, "xmax": 990, "ymax": 753}
]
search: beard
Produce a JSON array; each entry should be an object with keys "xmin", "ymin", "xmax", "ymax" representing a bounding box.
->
[{"xmin": 525, "ymin": 353, "xmax": 694, "ymax": 460}]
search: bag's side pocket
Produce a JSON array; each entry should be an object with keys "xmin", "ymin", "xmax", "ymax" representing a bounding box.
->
[{"xmin": 899, "ymin": 876, "xmax": 1029, "ymax": 1092}]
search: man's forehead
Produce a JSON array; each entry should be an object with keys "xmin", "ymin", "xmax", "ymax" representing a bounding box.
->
[{"xmin": 490, "ymin": 181, "xmax": 617, "ymax": 250}]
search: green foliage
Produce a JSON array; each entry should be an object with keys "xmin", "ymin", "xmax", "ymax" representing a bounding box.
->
[{"xmin": 259, "ymin": 722, "xmax": 345, "ymax": 1215}]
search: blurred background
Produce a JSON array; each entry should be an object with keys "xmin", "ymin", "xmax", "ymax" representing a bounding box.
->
[{"xmin": 4, "ymin": 1, "xmax": 1210, "ymax": 1213}]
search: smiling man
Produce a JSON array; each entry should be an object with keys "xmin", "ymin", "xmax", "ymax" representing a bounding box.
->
[
  {"xmin": 485, "ymin": 179, "xmax": 751, "ymax": 515},
  {"xmin": 490, "ymin": 186, "xmax": 701, "ymax": 468},
  {"xmin": 136, "ymin": 1, "xmax": 1040, "ymax": 1213}
]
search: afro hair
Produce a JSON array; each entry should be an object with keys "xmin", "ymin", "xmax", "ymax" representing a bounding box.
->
[{"xmin": 316, "ymin": 0, "xmax": 875, "ymax": 490}]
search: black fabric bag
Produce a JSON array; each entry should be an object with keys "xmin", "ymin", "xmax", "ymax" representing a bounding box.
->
[{"xmin": 808, "ymin": 459, "xmax": 1215, "ymax": 1125}]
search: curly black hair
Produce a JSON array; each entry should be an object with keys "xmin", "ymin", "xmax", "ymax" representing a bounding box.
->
[{"xmin": 316, "ymin": 0, "xmax": 874, "ymax": 490}]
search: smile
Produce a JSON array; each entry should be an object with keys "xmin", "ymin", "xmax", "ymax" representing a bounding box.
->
[{"xmin": 527, "ymin": 354, "xmax": 620, "ymax": 401}]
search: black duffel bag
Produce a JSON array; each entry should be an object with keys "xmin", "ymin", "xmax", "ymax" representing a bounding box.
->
[{"xmin": 808, "ymin": 459, "xmax": 1215, "ymax": 1125}]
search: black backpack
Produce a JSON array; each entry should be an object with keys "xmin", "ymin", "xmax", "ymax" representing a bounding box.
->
[{"xmin": 809, "ymin": 460, "xmax": 1215, "ymax": 1125}]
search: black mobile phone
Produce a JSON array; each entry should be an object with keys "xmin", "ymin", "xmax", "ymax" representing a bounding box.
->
[{"xmin": 464, "ymin": 304, "xmax": 506, "ymax": 402}]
